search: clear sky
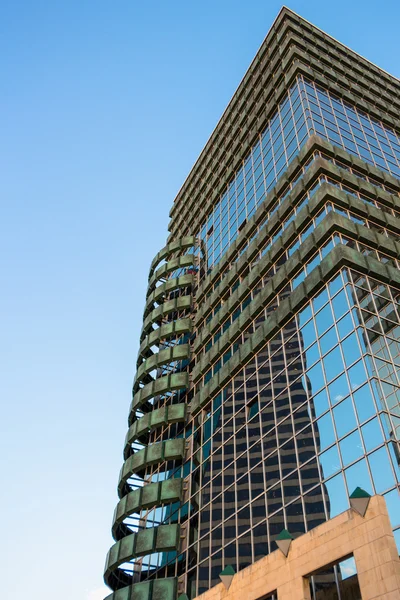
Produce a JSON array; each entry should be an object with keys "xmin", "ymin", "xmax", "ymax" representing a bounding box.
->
[{"xmin": 1, "ymin": 2, "xmax": 399, "ymax": 599}]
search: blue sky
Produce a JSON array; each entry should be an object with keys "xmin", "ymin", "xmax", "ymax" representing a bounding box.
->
[{"xmin": 1, "ymin": 2, "xmax": 399, "ymax": 599}]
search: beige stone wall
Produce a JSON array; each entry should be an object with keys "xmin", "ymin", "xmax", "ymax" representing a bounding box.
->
[{"xmin": 193, "ymin": 495, "xmax": 400, "ymax": 600}]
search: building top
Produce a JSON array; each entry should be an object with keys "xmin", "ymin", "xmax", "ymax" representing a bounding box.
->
[{"xmin": 167, "ymin": 6, "xmax": 400, "ymax": 241}]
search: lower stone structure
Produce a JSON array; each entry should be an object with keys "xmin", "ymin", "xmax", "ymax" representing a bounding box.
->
[{"xmin": 193, "ymin": 495, "xmax": 400, "ymax": 600}]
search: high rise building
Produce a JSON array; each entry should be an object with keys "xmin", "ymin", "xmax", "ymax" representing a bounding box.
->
[{"xmin": 104, "ymin": 8, "xmax": 400, "ymax": 600}]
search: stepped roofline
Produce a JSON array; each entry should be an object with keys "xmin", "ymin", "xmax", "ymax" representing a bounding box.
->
[{"xmin": 167, "ymin": 7, "xmax": 400, "ymax": 240}]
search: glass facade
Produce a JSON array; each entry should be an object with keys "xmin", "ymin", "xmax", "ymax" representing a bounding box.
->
[
  {"xmin": 198, "ymin": 79, "xmax": 310, "ymax": 268},
  {"xmin": 189, "ymin": 270, "xmax": 400, "ymax": 595},
  {"xmin": 200, "ymin": 75, "xmax": 400, "ymax": 270},
  {"xmin": 104, "ymin": 10, "xmax": 400, "ymax": 600},
  {"xmin": 303, "ymin": 77, "xmax": 400, "ymax": 178}
]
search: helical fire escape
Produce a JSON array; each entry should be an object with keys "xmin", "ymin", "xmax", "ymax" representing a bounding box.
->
[{"xmin": 104, "ymin": 236, "xmax": 199, "ymax": 600}]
